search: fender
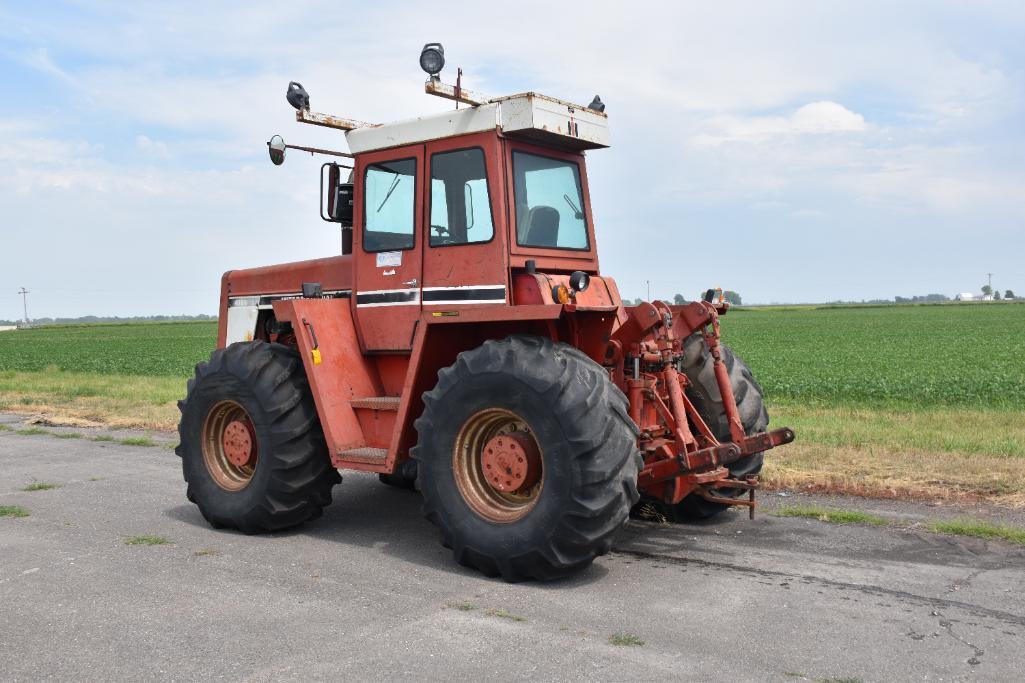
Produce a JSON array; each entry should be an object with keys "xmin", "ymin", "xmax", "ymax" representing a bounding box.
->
[
  {"xmin": 271, "ymin": 298, "xmax": 381, "ymax": 464},
  {"xmin": 387, "ymin": 303, "xmax": 615, "ymax": 467}
]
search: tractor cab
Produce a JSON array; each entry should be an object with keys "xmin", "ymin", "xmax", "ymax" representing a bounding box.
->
[{"xmin": 298, "ymin": 89, "xmax": 613, "ymax": 351}]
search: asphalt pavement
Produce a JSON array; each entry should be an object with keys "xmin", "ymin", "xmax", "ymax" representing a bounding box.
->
[{"xmin": 2, "ymin": 422, "xmax": 1024, "ymax": 681}]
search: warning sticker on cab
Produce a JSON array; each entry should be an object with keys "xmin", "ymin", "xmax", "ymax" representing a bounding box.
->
[{"xmin": 376, "ymin": 251, "xmax": 402, "ymax": 268}]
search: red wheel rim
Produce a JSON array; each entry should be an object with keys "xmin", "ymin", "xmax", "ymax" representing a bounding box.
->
[
  {"xmin": 201, "ymin": 401, "xmax": 258, "ymax": 491},
  {"xmin": 222, "ymin": 420, "xmax": 256, "ymax": 468},
  {"xmin": 481, "ymin": 431, "xmax": 541, "ymax": 493},
  {"xmin": 452, "ymin": 408, "xmax": 544, "ymax": 523}
]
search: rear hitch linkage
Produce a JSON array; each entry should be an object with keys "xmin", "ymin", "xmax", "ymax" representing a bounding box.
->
[{"xmin": 615, "ymin": 298, "xmax": 796, "ymax": 516}]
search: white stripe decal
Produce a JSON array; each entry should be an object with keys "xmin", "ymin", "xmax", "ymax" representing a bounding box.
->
[
  {"xmin": 227, "ymin": 290, "xmax": 351, "ymax": 309},
  {"xmin": 235, "ymin": 285, "xmax": 508, "ymax": 309}
]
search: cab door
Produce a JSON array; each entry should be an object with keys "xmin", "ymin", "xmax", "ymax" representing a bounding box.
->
[
  {"xmin": 353, "ymin": 146, "xmax": 424, "ymax": 351},
  {"xmin": 421, "ymin": 133, "xmax": 508, "ymax": 309}
]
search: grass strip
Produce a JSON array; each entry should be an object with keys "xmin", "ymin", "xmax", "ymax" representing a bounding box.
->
[
  {"xmin": 116, "ymin": 437, "xmax": 159, "ymax": 447},
  {"xmin": 125, "ymin": 535, "xmax": 171, "ymax": 545},
  {"xmin": 1, "ymin": 505, "xmax": 30, "ymax": 518},
  {"xmin": 21, "ymin": 482, "xmax": 61, "ymax": 491},
  {"xmin": 928, "ymin": 519, "xmax": 1025, "ymax": 546},
  {"xmin": 774, "ymin": 505, "xmax": 890, "ymax": 526},
  {"xmin": 609, "ymin": 633, "xmax": 645, "ymax": 647},
  {"xmin": 1, "ymin": 424, "xmax": 169, "ymax": 448}
]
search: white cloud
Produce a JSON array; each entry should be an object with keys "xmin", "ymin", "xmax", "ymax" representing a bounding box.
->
[
  {"xmin": 792, "ymin": 101, "xmax": 867, "ymax": 133},
  {"xmin": 692, "ymin": 101, "xmax": 867, "ymax": 146}
]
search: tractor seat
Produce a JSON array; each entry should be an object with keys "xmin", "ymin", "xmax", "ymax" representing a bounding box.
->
[{"xmin": 523, "ymin": 205, "xmax": 560, "ymax": 248}]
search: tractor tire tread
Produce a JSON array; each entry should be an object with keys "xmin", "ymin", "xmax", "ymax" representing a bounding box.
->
[
  {"xmin": 413, "ymin": 335, "xmax": 641, "ymax": 582},
  {"xmin": 176, "ymin": 341, "xmax": 340, "ymax": 534}
]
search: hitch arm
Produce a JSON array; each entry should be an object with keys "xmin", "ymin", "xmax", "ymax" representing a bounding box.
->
[
  {"xmin": 637, "ymin": 426, "xmax": 795, "ymax": 489},
  {"xmin": 736, "ymin": 427, "xmax": 796, "ymax": 457}
]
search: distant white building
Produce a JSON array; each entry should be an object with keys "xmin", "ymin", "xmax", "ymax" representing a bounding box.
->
[
  {"xmin": 955, "ymin": 292, "xmax": 997, "ymax": 302},
  {"xmin": 0, "ymin": 325, "xmax": 17, "ymax": 332}
]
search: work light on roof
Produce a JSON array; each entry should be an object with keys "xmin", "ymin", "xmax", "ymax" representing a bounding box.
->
[
  {"xmin": 286, "ymin": 81, "xmax": 310, "ymax": 111},
  {"xmin": 419, "ymin": 43, "xmax": 445, "ymax": 77}
]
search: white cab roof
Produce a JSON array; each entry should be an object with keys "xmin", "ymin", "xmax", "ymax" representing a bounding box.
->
[{"xmin": 345, "ymin": 92, "xmax": 609, "ymax": 154}]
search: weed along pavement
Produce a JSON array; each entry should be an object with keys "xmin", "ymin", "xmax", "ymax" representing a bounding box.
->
[{"xmin": 3, "ymin": 426, "xmax": 1025, "ymax": 680}]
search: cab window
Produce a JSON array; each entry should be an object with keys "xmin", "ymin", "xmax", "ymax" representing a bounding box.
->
[
  {"xmin": 512, "ymin": 151, "xmax": 589, "ymax": 250},
  {"xmin": 429, "ymin": 148, "xmax": 494, "ymax": 247},
  {"xmin": 364, "ymin": 158, "xmax": 416, "ymax": 252}
]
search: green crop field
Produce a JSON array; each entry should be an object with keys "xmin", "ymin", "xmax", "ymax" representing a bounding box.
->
[
  {"xmin": 2, "ymin": 303, "xmax": 1023, "ymax": 408},
  {"xmin": 1, "ymin": 303, "xmax": 1023, "ymax": 504},
  {"xmin": 0, "ymin": 321, "xmax": 218, "ymax": 429},
  {"xmin": 721, "ymin": 302, "xmax": 1025, "ymax": 409},
  {"xmin": 0, "ymin": 321, "xmax": 217, "ymax": 377}
]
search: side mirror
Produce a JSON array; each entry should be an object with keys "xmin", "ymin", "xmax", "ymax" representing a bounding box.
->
[
  {"xmin": 321, "ymin": 163, "xmax": 354, "ymax": 254},
  {"xmin": 268, "ymin": 135, "xmax": 286, "ymax": 165},
  {"xmin": 321, "ymin": 163, "xmax": 354, "ymax": 225}
]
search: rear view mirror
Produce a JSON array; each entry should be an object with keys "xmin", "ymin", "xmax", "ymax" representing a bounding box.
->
[
  {"xmin": 321, "ymin": 163, "xmax": 354, "ymax": 225},
  {"xmin": 321, "ymin": 162, "xmax": 354, "ymax": 253},
  {"xmin": 268, "ymin": 135, "xmax": 286, "ymax": 165}
]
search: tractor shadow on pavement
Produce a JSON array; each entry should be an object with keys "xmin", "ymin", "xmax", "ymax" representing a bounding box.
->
[
  {"xmin": 166, "ymin": 471, "xmax": 641, "ymax": 586},
  {"xmin": 165, "ymin": 468, "xmax": 1025, "ymax": 588}
]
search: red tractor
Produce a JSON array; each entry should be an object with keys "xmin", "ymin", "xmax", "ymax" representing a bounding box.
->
[{"xmin": 177, "ymin": 46, "xmax": 794, "ymax": 581}]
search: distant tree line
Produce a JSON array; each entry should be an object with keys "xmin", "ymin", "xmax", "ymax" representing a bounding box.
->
[
  {"xmin": 0, "ymin": 314, "xmax": 217, "ymax": 326},
  {"xmin": 621, "ymin": 291, "xmax": 742, "ymax": 307},
  {"xmin": 894, "ymin": 293, "xmax": 950, "ymax": 303}
]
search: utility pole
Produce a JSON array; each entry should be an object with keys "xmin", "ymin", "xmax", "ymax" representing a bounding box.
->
[
  {"xmin": 646, "ymin": 280, "xmax": 650, "ymax": 301},
  {"xmin": 18, "ymin": 287, "xmax": 30, "ymax": 325}
]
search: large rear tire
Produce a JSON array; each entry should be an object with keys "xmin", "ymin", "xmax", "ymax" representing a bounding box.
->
[
  {"xmin": 176, "ymin": 341, "xmax": 340, "ymax": 533},
  {"xmin": 652, "ymin": 336, "xmax": 769, "ymax": 521},
  {"xmin": 413, "ymin": 336, "xmax": 641, "ymax": 582}
]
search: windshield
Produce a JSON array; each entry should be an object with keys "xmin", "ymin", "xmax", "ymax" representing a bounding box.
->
[
  {"xmin": 512, "ymin": 151, "xmax": 589, "ymax": 250},
  {"xmin": 363, "ymin": 158, "xmax": 416, "ymax": 252}
]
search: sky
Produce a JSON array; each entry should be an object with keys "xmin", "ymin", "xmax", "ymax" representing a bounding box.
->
[{"xmin": 1, "ymin": 1, "xmax": 1023, "ymax": 319}]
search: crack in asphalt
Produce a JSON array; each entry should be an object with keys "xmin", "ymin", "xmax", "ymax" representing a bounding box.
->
[
  {"xmin": 935, "ymin": 610, "xmax": 986, "ymax": 666},
  {"xmin": 609, "ymin": 547, "xmax": 1025, "ymax": 628},
  {"xmin": 945, "ymin": 568, "xmax": 986, "ymax": 594}
]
